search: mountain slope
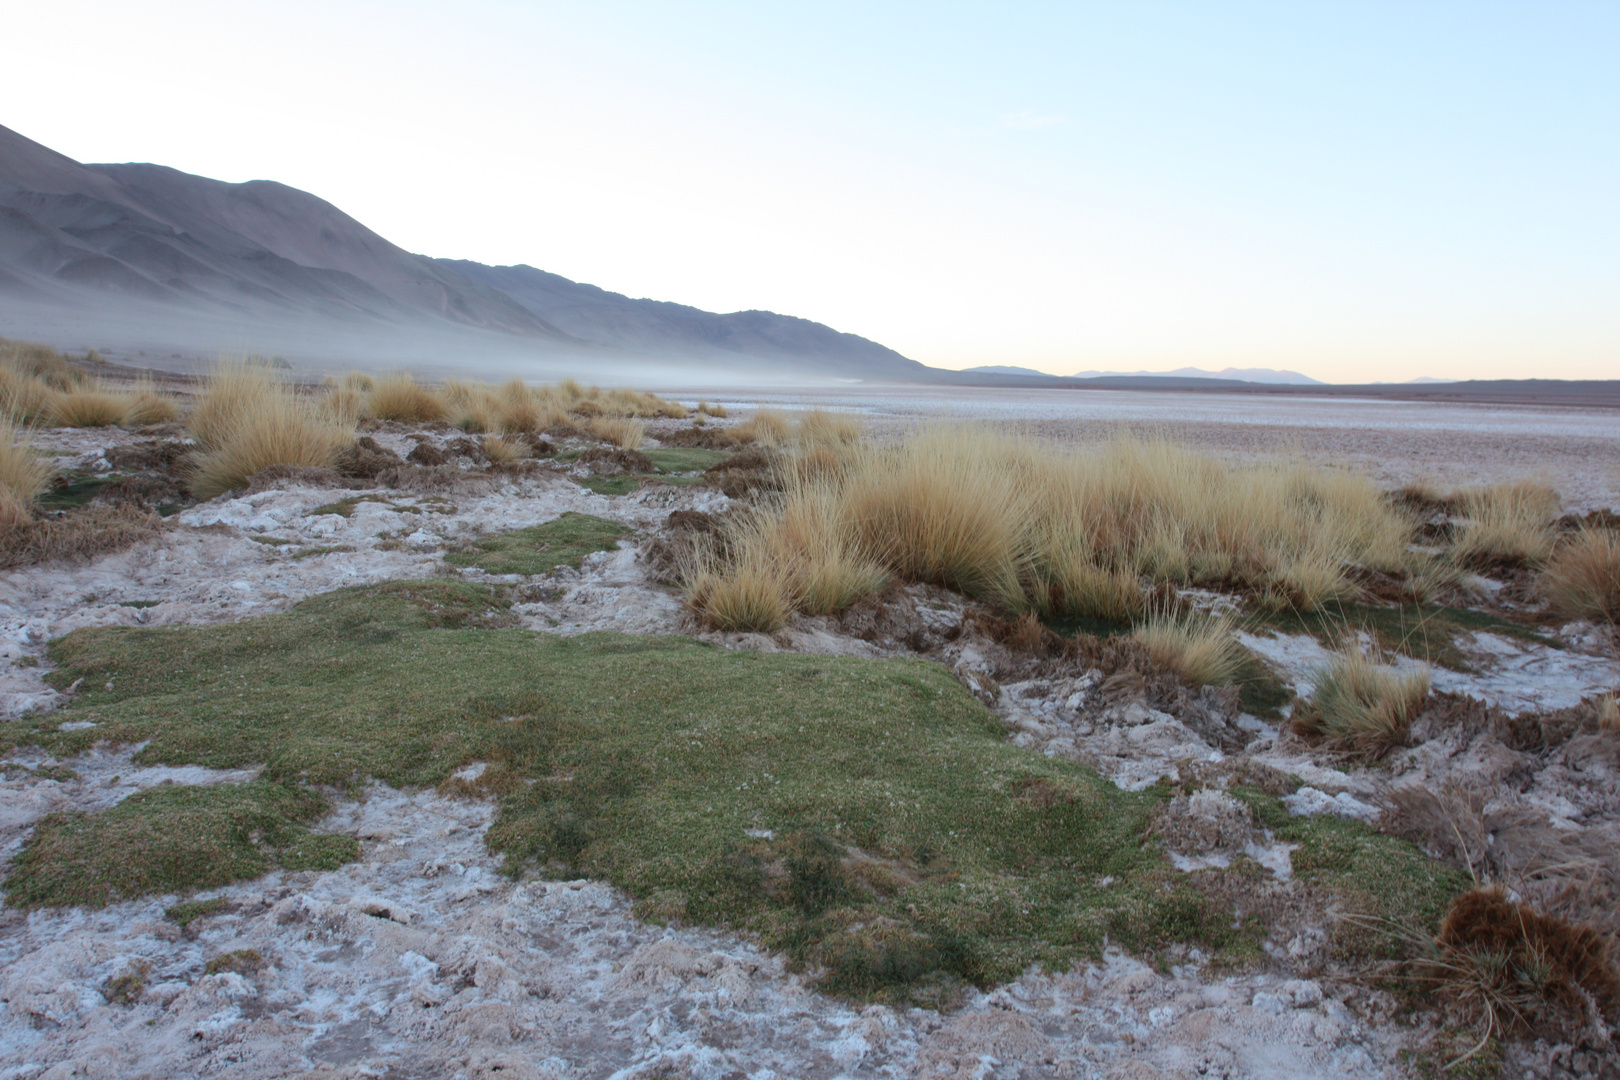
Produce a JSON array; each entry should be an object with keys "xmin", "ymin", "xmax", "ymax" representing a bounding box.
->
[
  {"xmin": 433, "ymin": 260, "xmax": 925, "ymax": 378},
  {"xmin": 0, "ymin": 122, "xmax": 926, "ymax": 379}
]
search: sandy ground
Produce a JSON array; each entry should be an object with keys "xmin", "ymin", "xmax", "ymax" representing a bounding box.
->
[{"xmin": 2, "ymin": 409, "xmax": 1618, "ymax": 1079}]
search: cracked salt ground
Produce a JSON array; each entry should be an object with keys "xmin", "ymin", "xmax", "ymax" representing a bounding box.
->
[
  {"xmin": 1235, "ymin": 627, "xmax": 1618, "ymax": 716},
  {"xmin": 0, "ymin": 775, "xmax": 1427, "ymax": 1080}
]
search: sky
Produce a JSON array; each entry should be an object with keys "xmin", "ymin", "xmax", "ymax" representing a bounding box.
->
[{"xmin": 5, "ymin": 1, "xmax": 1618, "ymax": 382}]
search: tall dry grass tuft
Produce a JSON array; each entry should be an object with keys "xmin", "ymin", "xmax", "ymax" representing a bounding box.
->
[
  {"xmin": 1540, "ymin": 528, "xmax": 1620, "ymax": 624},
  {"xmin": 1131, "ymin": 610, "xmax": 1244, "ymax": 686},
  {"xmin": 482, "ymin": 435, "xmax": 526, "ymax": 463},
  {"xmin": 1453, "ymin": 481, "xmax": 1560, "ymax": 568},
  {"xmin": 1, "ymin": 419, "xmax": 53, "ymax": 527},
  {"xmin": 683, "ymin": 548, "xmax": 795, "ymax": 633},
  {"xmin": 48, "ymin": 382, "xmax": 130, "ymax": 427},
  {"xmin": 189, "ymin": 366, "xmax": 354, "ymax": 498},
  {"xmin": 728, "ymin": 408, "xmax": 792, "ymax": 447},
  {"xmin": 0, "ymin": 365, "xmax": 61, "ymax": 425},
  {"xmin": 367, "ymin": 374, "xmax": 446, "ymax": 423},
  {"xmin": 602, "ymin": 387, "xmax": 688, "ymax": 419},
  {"xmin": 697, "ymin": 400, "xmax": 728, "ymax": 418},
  {"xmin": 121, "ymin": 378, "xmax": 180, "ymax": 426},
  {"xmin": 340, "ymin": 371, "xmax": 376, "ymax": 393},
  {"xmin": 684, "ymin": 424, "xmax": 1415, "ymax": 627},
  {"xmin": 189, "ymin": 364, "xmax": 279, "ymax": 450},
  {"xmin": 587, "ymin": 416, "xmax": 645, "ymax": 449},
  {"xmin": 796, "ymin": 409, "xmax": 863, "ymax": 448},
  {"xmin": 1296, "ymin": 647, "xmax": 1430, "ymax": 754},
  {"xmin": 316, "ymin": 385, "xmax": 367, "ymax": 428}
]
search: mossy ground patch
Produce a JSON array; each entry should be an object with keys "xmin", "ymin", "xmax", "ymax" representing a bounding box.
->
[
  {"xmin": 11, "ymin": 580, "xmax": 1464, "ymax": 1002},
  {"xmin": 444, "ymin": 512, "xmax": 627, "ymax": 575},
  {"xmin": 4, "ymin": 780, "xmax": 358, "ymax": 908}
]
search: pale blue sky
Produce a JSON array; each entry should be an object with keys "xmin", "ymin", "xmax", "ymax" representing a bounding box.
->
[{"xmin": 7, "ymin": 1, "xmax": 1617, "ymax": 380}]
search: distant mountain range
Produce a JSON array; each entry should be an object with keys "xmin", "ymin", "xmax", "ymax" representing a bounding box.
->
[{"xmin": 0, "ymin": 122, "xmax": 925, "ymax": 380}]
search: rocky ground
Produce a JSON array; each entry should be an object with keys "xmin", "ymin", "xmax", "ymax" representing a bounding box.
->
[{"xmin": 2, "ymin": 415, "xmax": 1617, "ymax": 1079}]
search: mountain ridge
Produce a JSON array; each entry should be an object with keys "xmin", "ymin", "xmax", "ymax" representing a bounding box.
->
[{"xmin": 0, "ymin": 121, "xmax": 923, "ymax": 379}]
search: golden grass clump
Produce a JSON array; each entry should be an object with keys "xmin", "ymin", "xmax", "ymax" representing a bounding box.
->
[
  {"xmin": 367, "ymin": 374, "xmax": 447, "ymax": 423},
  {"xmin": 1, "ymin": 419, "xmax": 54, "ymax": 527},
  {"xmin": 0, "ymin": 364, "xmax": 61, "ymax": 425},
  {"xmin": 121, "ymin": 379, "xmax": 181, "ymax": 426},
  {"xmin": 1598, "ymin": 693, "xmax": 1619, "ymax": 734},
  {"xmin": 1540, "ymin": 528, "xmax": 1620, "ymax": 624},
  {"xmin": 697, "ymin": 400, "xmax": 728, "ymax": 418},
  {"xmin": 1296, "ymin": 647, "xmax": 1430, "ymax": 753},
  {"xmin": 684, "ymin": 425, "xmax": 1415, "ymax": 626},
  {"xmin": 1131, "ymin": 610, "xmax": 1244, "ymax": 686},
  {"xmin": 316, "ymin": 385, "xmax": 367, "ymax": 428},
  {"xmin": 797, "ymin": 408, "xmax": 863, "ymax": 448},
  {"xmin": 189, "ymin": 366, "xmax": 354, "ymax": 498},
  {"xmin": 189, "ymin": 364, "xmax": 278, "ymax": 450},
  {"xmin": 1453, "ymin": 481, "xmax": 1560, "ymax": 568},
  {"xmin": 47, "ymin": 383, "xmax": 132, "ymax": 427},
  {"xmin": 683, "ymin": 552, "xmax": 795, "ymax": 634},
  {"xmin": 728, "ymin": 408, "xmax": 792, "ymax": 447},
  {"xmin": 482, "ymin": 435, "xmax": 526, "ymax": 464},
  {"xmin": 340, "ymin": 371, "xmax": 375, "ymax": 392},
  {"xmin": 600, "ymin": 387, "xmax": 688, "ymax": 419},
  {"xmin": 587, "ymin": 416, "xmax": 646, "ymax": 450}
]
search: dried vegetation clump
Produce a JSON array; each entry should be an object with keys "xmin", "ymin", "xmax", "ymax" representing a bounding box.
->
[
  {"xmin": 1452, "ymin": 481, "xmax": 1561, "ymax": 570},
  {"xmin": 0, "ymin": 418, "xmax": 53, "ymax": 528},
  {"xmin": 684, "ymin": 425, "xmax": 1415, "ymax": 639},
  {"xmin": 1405, "ymin": 886, "xmax": 1620, "ymax": 1056},
  {"xmin": 189, "ymin": 364, "xmax": 356, "ymax": 499},
  {"xmin": 1541, "ymin": 527, "xmax": 1620, "ymax": 624},
  {"xmin": 2, "ymin": 338, "xmax": 181, "ymax": 428},
  {"xmin": 1293, "ymin": 648, "xmax": 1430, "ymax": 756}
]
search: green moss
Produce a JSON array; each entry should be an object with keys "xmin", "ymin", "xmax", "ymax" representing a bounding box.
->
[
  {"xmin": 1234, "ymin": 787, "xmax": 1470, "ymax": 952},
  {"xmin": 165, "ymin": 896, "xmax": 229, "ymax": 928},
  {"xmin": 38, "ymin": 474, "xmax": 116, "ymax": 510},
  {"xmin": 4, "ymin": 781, "xmax": 358, "ymax": 908},
  {"xmin": 444, "ymin": 512, "xmax": 628, "ymax": 575},
  {"xmin": 13, "ymin": 581, "xmax": 1466, "ymax": 1002}
]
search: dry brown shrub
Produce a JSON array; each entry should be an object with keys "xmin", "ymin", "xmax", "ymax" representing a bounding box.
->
[
  {"xmin": 697, "ymin": 400, "xmax": 728, "ymax": 418},
  {"xmin": 0, "ymin": 505, "xmax": 161, "ymax": 570},
  {"xmin": 1423, "ymin": 886, "xmax": 1620, "ymax": 1046},
  {"xmin": 1541, "ymin": 528, "xmax": 1620, "ymax": 623}
]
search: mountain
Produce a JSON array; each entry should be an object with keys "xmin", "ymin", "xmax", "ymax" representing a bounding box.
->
[
  {"xmin": 0, "ymin": 122, "xmax": 925, "ymax": 380},
  {"xmin": 435, "ymin": 260, "xmax": 922, "ymax": 380},
  {"xmin": 964, "ymin": 364, "xmax": 1051, "ymax": 376},
  {"xmin": 1070, "ymin": 366, "xmax": 1323, "ymax": 385}
]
